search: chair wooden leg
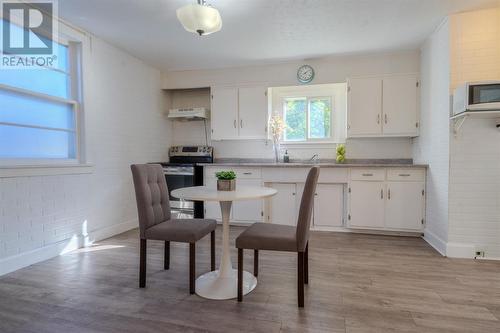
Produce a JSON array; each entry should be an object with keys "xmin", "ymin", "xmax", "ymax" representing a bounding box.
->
[
  {"xmin": 139, "ymin": 239, "xmax": 147, "ymax": 288},
  {"xmin": 189, "ymin": 243, "xmax": 195, "ymax": 294},
  {"xmin": 254, "ymin": 249, "xmax": 259, "ymax": 277},
  {"xmin": 164, "ymin": 241, "xmax": 170, "ymax": 270},
  {"xmin": 304, "ymin": 242, "xmax": 309, "ymax": 285},
  {"xmin": 238, "ymin": 248, "xmax": 243, "ymax": 302},
  {"xmin": 298, "ymin": 251, "xmax": 305, "ymax": 308},
  {"xmin": 210, "ymin": 231, "xmax": 215, "ymax": 271}
]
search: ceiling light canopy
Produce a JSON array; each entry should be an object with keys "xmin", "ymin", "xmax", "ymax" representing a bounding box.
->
[{"xmin": 176, "ymin": 0, "xmax": 222, "ymax": 36}]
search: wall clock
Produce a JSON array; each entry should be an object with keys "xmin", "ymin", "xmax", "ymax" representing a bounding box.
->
[{"xmin": 297, "ymin": 65, "xmax": 314, "ymax": 84}]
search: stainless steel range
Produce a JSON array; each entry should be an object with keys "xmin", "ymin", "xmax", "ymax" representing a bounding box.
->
[{"xmin": 156, "ymin": 146, "xmax": 213, "ymax": 218}]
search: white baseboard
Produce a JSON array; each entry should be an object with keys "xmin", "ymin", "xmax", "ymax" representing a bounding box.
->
[
  {"xmin": 423, "ymin": 229, "xmax": 447, "ymax": 256},
  {"xmin": 0, "ymin": 219, "xmax": 138, "ymax": 276},
  {"xmin": 446, "ymin": 242, "xmax": 475, "ymax": 258},
  {"xmin": 88, "ymin": 219, "xmax": 138, "ymax": 244}
]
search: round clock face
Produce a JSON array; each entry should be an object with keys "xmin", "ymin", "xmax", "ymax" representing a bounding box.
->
[{"xmin": 297, "ymin": 65, "xmax": 314, "ymax": 83}]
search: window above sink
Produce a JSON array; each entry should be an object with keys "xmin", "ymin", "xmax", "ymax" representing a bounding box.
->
[{"xmin": 269, "ymin": 83, "xmax": 347, "ymax": 146}]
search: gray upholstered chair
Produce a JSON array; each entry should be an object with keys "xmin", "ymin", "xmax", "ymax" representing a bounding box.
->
[
  {"xmin": 236, "ymin": 166, "xmax": 320, "ymax": 307},
  {"xmin": 131, "ymin": 164, "xmax": 216, "ymax": 293}
]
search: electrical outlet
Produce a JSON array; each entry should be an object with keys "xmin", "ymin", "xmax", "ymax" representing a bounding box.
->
[{"xmin": 474, "ymin": 251, "xmax": 485, "ymax": 258}]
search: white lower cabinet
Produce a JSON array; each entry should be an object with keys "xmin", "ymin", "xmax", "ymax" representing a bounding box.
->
[
  {"xmin": 204, "ymin": 166, "xmax": 425, "ymax": 233},
  {"xmin": 204, "ymin": 178, "xmax": 223, "ymax": 220},
  {"xmin": 348, "ymin": 168, "xmax": 425, "ymax": 232},
  {"xmin": 233, "ymin": 179, "xmax": 263, "ymax": 223},
  {"xmin": 385, "ymin": 182, "xmax": 424, "ymax": 230},
  {"xmin": 313, "ymin": 184, "xmax": 344, "ymax": 228},
  {"xmin": 204, "ymin": 167, "xmax": 263, "ymax": 223},
  {"xmin": 348, "ymin": 181, "xmax": 385, "ymax": 229},
  {"xmin": 267, "ymin": 182, "xmax": 345, "ymax": 228},
  {"xmin": 267, "ymin": 183, "xmax": 299, "ymax": 226}
]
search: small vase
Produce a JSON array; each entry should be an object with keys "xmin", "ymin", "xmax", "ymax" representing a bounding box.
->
[
  {"xmin": 217, "ymin": 179, "xmax": 236, "ymax": 191},
  {"xmin": 273, "ymin": 141, "xmax": 281, "ymax": 163}
]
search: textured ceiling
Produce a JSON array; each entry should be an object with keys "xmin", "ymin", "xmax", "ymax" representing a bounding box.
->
[{"xmin": 59, "ymin": 0, "xmax": 500, "ymax": 71}]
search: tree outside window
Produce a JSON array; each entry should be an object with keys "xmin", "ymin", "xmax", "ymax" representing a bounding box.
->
[{"xmin": 283, "ymin": 97, "xmax": 332, "ymax": 142}]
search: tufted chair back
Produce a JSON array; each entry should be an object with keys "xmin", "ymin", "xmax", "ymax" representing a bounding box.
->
[{"xmin": 131, "ymin": 164, "xmax": 171, "ymax": 238}]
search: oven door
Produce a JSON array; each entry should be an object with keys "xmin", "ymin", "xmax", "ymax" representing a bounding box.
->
[{"xmin": 163, "ymin": 166, "xmax": 195, "ymax": 213}]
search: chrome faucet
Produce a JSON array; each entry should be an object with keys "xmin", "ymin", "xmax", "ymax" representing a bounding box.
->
[{"xmin": 309, "ymin": 154, "xmax": 320, "ymax": 163}]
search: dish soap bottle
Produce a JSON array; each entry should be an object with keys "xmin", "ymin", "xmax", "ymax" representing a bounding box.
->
[{"xmin": 283, "ymin": 150, "xmax": 290, "ymax": 163}]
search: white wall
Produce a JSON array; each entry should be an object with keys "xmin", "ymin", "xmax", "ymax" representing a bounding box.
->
[
  {"xmin": 415, "ymin": 7, "xmax": 500, "ymax": 259},
  {"xmin": 412, "ymin": 20, "xmax": 451, "ymax": 255},
  {"xmin": 447, "ymin": 7, "xmax": 500, "ymax": 259},
  {"xmin": 163, "ymin": 51, "xmax": 419, "ymax": 160},
  {"xmin": 0, "ymin": 31, "xmax": 171, "ymax": 274}
]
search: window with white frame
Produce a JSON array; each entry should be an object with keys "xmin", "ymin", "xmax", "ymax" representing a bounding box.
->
[
  {"xmin": 0, "ymin": 20, "xmax": 82, "ymax": 163},
  {"xmin": 271, "ymin": 83, "xmax": 347, "ymax": 144}
]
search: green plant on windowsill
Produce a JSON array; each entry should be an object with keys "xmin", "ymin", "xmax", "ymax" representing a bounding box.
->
[{"xmin": 215, "ymin": 170, "xmax": 236, "ymax": 191}]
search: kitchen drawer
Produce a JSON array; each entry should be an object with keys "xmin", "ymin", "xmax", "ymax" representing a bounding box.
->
[
  {"xmin": 262, "ymin": 168, "xmax": 305, "ymax": 183},
  {"xmin": 319, "ymin": 168, "xmax": 349, "ymax": 183},
  {"xmin": 387, "ymin": 168, "xmax": 425, "ymax": 182},
  {"xmin": 234, "ymin": 168, "xmax": 262, "ymax": 179},
  {"xmin": 350, "ymin": 168, "xmax": 386, "ymax": 181},
  {"xmin": 205, "ymin": 167, "xmax": 261, "ymax": 179}
]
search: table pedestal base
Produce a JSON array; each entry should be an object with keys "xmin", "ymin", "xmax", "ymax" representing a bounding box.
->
[{"xmin": 195, "ymin": 269, "xmax": 257, "ymax": 300}]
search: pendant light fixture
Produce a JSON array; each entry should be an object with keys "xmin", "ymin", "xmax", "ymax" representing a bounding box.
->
[{"xmin": 176, "ymin": 0, "xmax": 222, "ymax": 36}]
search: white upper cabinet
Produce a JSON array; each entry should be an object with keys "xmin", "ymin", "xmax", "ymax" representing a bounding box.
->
[
  {"xmin": 347, "ymin": 77, "xmax": 383, "ymax": 136},
  {"xmin": 238, "ymin": 86, "xmax": 268, "ymax": 139},
  {"xmin": 382, "ymin": 75, "xmax": 419, "ymax": 136},
  {"xmin": 347, "ymin": 74, "xmax": 419, "ymax": 138},
  {"xmin": 211, "ymin": 87, "xmax": 239, "ymax": 140},
  {"xmin": 211, "ymin": 85, "xmax": 268, "ymax": 140}
]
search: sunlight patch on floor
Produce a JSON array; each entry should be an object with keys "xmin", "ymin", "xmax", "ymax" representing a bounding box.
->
[{"xmin": 70, "ymin": 244, "xmax": 126, "ymax": 253}]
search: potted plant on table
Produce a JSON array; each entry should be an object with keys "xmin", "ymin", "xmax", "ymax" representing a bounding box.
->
[{"xmin": 215, "ymin": 170, "xmax": 237, "ymax": 191}]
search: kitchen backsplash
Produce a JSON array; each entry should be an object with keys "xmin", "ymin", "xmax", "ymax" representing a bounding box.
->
[{"xmin": 171, "ymin": 120, "xmax": 413, "ymax": 159}]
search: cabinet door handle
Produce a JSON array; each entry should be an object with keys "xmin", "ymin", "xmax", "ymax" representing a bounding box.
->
[
  {"xmin": 377, "ymin": 114, "xmax": 380, "ymax": 124},
  {"xmin": 243, "ymin": 172, "xmax": 252, "ymax": 175},
  {"xmin": 398, "ymin": 174, "xmax": 411, "ymax": 177},
  {"xmin": 384, "ymin": 114, "xmax": 388, "ymax": 124},
  {"xmin": 381, "ymin": 189, "xmax": 384, "ymax": 199},
  {"xmin": 362, "ymin": 173, "xmax": 373, "ymax": 177},
  {"xmin": 388, "ymin": 189, "xmax": 391, "ymax": 200},
  {"xmin": 240, "ymin": 119, "xmax": 243, "ymax": 128},
  {"xmin": 233, "ymin": 120, "xmax": 237, "ymax": 128},
  {"xmin": 292, "ymin": 192, "xmax": 296, "ymax": 196}
]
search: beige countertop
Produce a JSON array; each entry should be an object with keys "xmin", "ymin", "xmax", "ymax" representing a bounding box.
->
[{"xmin": 200, "ymin": 159, "xmax": 428, "ymax": 168}]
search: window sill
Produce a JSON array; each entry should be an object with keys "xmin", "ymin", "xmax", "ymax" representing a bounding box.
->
[
  {"xmin": 0, "ymin": 163, "xmax": 94, "ymax": 178},
  {"xmin": 280, "ymin": 141, "xmax": 343, "ymax": 149}
]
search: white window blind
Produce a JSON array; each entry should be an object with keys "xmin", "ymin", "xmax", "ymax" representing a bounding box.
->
[{"xmin": 0, "ymin": 19, "xmax": 80, "ymax": 161}]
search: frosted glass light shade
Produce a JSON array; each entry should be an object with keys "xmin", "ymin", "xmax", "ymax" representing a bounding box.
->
[{"xmin": 176, "ymin": 3, "xmax": 222, "ymax": 36}]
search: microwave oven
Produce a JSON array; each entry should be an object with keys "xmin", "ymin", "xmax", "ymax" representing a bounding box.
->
[{"xmin": 452, "ymin": 81, "xmax": 500, "ymax": 116}]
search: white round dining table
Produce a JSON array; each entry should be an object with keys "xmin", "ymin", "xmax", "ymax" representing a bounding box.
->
[{"xmin": 171, "ymin": 185, "xmax": 277, "ymax": 300}]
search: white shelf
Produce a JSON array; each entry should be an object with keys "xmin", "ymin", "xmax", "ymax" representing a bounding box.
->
[
  {"xmin": 450, "ymin": 110, "xmax": 500, "ymax": 120},
  {"xmin": 450, "ymin": 110, "xmax": 500, "ymax": 135}
]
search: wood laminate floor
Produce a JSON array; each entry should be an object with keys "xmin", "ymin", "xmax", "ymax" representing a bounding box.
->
[{"xmin": 1, "ymin": 227, "xmax": 500, "ymax": 333}]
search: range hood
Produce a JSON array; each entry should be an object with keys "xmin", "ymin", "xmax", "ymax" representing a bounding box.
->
[{"xmin": 168, "ymin": 107, "xmax": 210, "ymax": 120}]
